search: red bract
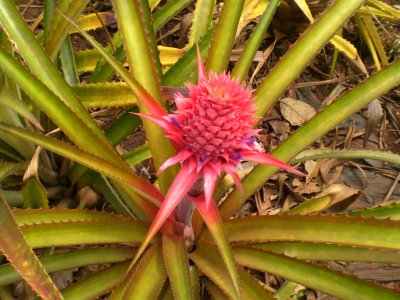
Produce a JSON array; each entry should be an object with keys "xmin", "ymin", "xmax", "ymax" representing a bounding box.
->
[{"xmin": 132, "ymin": 49, "xmax": 305, "ymax": 269}]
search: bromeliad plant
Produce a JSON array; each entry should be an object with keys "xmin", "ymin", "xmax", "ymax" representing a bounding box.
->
[{"xmin": 0, "ymin": 0, "xmax": 400, "ymax": 299}]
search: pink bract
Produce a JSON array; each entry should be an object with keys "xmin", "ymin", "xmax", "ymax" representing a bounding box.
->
[{"xmin": 140, "ymin": 51, "xmax": 304, "ymax": 210}]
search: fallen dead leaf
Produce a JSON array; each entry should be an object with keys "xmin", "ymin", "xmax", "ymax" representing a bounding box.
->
[
  {"xmin": 304, "ymin": 160, "xmax": 318, "ymax": 178},
  {"xmin": 319, "ymin": 183, "xmax": 359, "ymax": 202},
  {"xmin": 255, "ymin": 187, "xmax": 275, "ymax": 215},
  {"xmin": 327, "ymin": 165, "xmax": 344, "ymax": 186},
  {"xmin": 320, "ymin": 159, "xmax": 343, "ymax": 184},
  {"xmin": 319, "ymin": 183, "xmax": 359, "ymax": 212},
  {"xmin": 292, "ymin": 179, "xmax": 322, "ymax": 195},
  {"xmin": 269, "ymin": 120, "xmax": 290, "ymax": 141},
  {"xmin": 280, "ymin": 97, "xmax": 316, "ymax": 126}
]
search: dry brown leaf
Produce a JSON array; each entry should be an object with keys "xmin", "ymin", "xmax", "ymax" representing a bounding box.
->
[
  {"xmin": 320, "ymin": 84, "xmax": 347, "ymax": 109},
  {"xmin": 327, "ymin": 165, "xmax": 344, "ymax": 186},
  {"xmin": 304, "ymin": 160, "xmax": 318, "ymax": 177},
  {"xmin": 320, "ymin": 159, "xmax": 343, "ymax": 184},
  {"xmin": 292, "ymin": 178, "xmax": 302, "ymax": 187},
  {"xmin": 292, "ymin": 179, "xmax": 321, "ymax": 195},
  {"xmin": 280, "ymin": 97, "xmax": 316, "ymax": 126},
  {"xmin": 255, "ymin": 188, "xmax": 274, "ymax": 215},
  {"xmin": 318, "ymin": 183, "xmax": 359, "ymax": 207},
  {"xmin": 364, "ymin": 99, "xmax": 383, "ymax": 146},
  {"xmin": 269, "ymin": 120, "xmax": 290, "ymax": 141}
]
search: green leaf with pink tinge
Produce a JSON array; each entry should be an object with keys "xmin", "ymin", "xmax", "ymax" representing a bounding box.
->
[
  {"xmin": 122, "ymin": 241, "xmax": 168, "ymax": 299},
  {"xmin": 127, "ymin": 161, "xmax": 199, "ymax": 276},
  {"xmin": 0, "ymin": 247, "xmax": 134, "ymax": 286},
  {"xmin": 62, "ymin": 261, "xmax": 130, "ymax": 300},
  {"xmin": 190, "ymin": 239, "xmax": 274, "ymax": 299},
  {"xmin": 0, "ymin": 193, "xmax": 63, "ymax": 299},
  {"xmin": 0, "ymin": 123, "xmax": 163, "ymax": 207}
]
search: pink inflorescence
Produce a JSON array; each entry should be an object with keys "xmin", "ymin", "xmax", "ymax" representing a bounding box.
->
[
  {"xmin": 139, "ymin": 58, "xmax": 304, "ymax": 212},
  {"xmin": 132, "ymin": 52, "xmax": 305, "ymax": 262},
  {"xmin": 170, "ymin": 72, "xmax": 259, "ymax": 167}
]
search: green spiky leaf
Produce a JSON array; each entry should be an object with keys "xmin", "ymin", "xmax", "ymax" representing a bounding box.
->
[
  {"xmin": 348, "ymin": 202, "xmax": 400, "ymax": 220},
  {"xmin": 121, "ymin": 241, "xmax": 167, "ymax": 299},
  {"xmin": 0, "ymin": 123, "xmax": 163, "ymax": 206},
  {"xmin": 45, "ymin": 0, "xmax": 90, "ymax": 60},
  {"xmin": 0, "ymin": 247, "xmax": 134, "ymax": 286},
  {"xmin": 254, "ymin": 242, "xmax": 400, "ymax": 263},
  {"xmin": 190, "ymin": 240, "xmax": 274, "ymax": 299},
  {"xmin": 61, "ymin": 261, "xmax": 130, "ymax": 300},
  {"xmin": 21, "ymin": 219, "xmax": 147, "ymax": 248},
  {"xmin": 22, "ymin": 177, "xmax": 48, "ymax": 209},
  {"xmin": 220, "ymin": 58, "xmax": 400, "ymax": 220},
  {"xmin": 210, "ymin": 215, "xmax": 400, "ymax": 250},
  {"xmin": 0, "ymin": 194, "xmax": 62, "ymax": 299},
  {"xmin": 188, "ymin": 0, "xmax": 215, "ymax": 48},
  {"xmin": 206, "ymin": 0, "xmax": 245, "ymax": 73},
  {"xmin": 162, "ymin": 233, "xmax": 192, "ymax": 300},
  {"xmin": 234, "ymin": 246, "xmax": 400, "ymax": 299}
]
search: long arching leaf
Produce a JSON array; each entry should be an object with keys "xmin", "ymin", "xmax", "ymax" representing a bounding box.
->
[
  {"xmin": 164, "ymin": 28, "xmax": 214, "ymax": 87},
  {"xmin": 254, "ymin": 242, "xmax": 400, "ymax": 263},
  {"xmin": 112, "ymin": 0, "xmax": 178, "ymax": 194},
  {"xmin": 162, "ymin": 234, "xmax": 193, "ymax": 300},
  {"xmin": 254, "ymin": 0, "xmax": 366, "ymax": 119},
  {"xmin": 153, "ymin": 0, "xmax": 193, "ymax": 30},
  {"xmin": 0, "ymin": 47, "xmax": 123, "ymax": 165},
  {"xmin": 21, "ymin": 219, "xmax": 147, "ymax": 248},
  {"xmin": 89, "ymin": 0, "xmax": 192, "ymax": 83},
  {"xmin": 0, "ymin": 0, "xmax": 113, "ymax": 154},
  {"xmin": 212, "ymin": 215, "xmax": 400, "ymax": 250},
  {"xmin": 0, "ymin": 194, "xmax": 62, "ymax": 299},
  {"xmin": 292, "ymin": 149, "xmax": 400, "ymax": 165},
  {"xmin": 45, "ymin": 0, "xmax": 90, "ymax": 60},
  {"xmin": 13, "ymin": 208, "xmax": 127, "ymax": 225},
  {"xmin": 348, "ymin": 202, "xmax": 400, "ymax": 220},
  {"xmin": 190, "ymin": 240, "xmax": 274, "ymax": 299},
  {"xmin": 0, "ymin": 247, "xmax": 134, "ymax": 286},
  {"xmin": 0, "ymin": 96, "xmax": 35, "ymax": 159},
  {"xmin": 0, "ymin": 123, "xmax": 163, "ymax": 207},
  {"xmin": 232, "ymin": 0, "xmax": 280, "ymax": 81},
  {"xmin": 219, "ymin": 58, "xmax": 400, "ymax": 220},
  {"xmin": 206, "ymin": 0, "xmax": 245, "ymax": 73},
  {"xmin": 61, "ymin": 261, "xmax": 130, "ymax": 300},
  {"xmin": 122, "ymin": 241, "xmax": 167, "ymax": 299},
  {"xmin": 234, "ymin": 247, "xmax": 400, "ymax": 300}
]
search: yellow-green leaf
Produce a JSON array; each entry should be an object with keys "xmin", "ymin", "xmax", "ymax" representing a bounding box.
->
[
  {"xmin": 293, "ymin": 0, "xmax": 314, "ymax": 22},
  {"xmin": 329, "ymin": 35, "xmax": 358, "ymax": 60}
]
